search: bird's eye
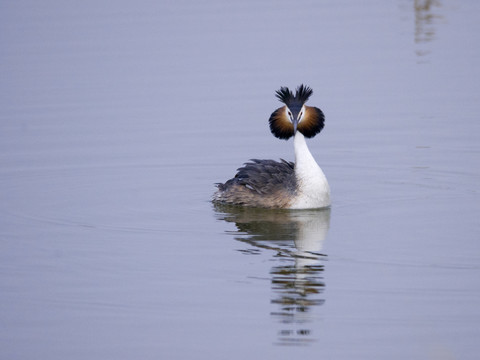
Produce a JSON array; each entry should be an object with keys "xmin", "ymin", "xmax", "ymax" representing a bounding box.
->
[{"xmin": 288, "ymin": 111, "xmax": 292, "ymax": 117}]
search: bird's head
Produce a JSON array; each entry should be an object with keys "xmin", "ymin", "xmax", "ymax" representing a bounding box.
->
[{"xmin": 268, "ymin": 84, "xmax": 325, "ymax": 140}]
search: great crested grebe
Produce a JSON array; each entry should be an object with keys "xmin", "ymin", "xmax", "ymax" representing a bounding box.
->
[{"xmin": 213, "ymin": 84, "xmax": 330, "ymax": 209}]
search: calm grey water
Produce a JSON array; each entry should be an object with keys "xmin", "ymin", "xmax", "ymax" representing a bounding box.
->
[{"xmin": 1, "ymin": 1, "xmax": 479, "ymax": 359}]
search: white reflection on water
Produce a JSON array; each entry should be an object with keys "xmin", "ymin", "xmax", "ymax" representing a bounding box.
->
[{"xmin": 214, "ymin": 204, "xmax": 330, "ymax": 346}]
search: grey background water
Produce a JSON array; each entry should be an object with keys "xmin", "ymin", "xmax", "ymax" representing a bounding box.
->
[{"xmin": 1, "ymin": 1, "xmax": 479, "ymax": 359}]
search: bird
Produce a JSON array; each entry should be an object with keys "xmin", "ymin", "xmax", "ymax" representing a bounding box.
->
[{"xmin": 213, "ymin": 84, "xmax": 330, "ymax": 209}]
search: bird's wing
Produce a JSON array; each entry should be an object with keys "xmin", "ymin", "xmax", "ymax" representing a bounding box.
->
[
  {"xmin": 233, "ymin": 159, "xmax": 296, "ymax": 195},
  {"xmin": 214, "ymin": 159, "xmax": 297, "ymax": 208}
]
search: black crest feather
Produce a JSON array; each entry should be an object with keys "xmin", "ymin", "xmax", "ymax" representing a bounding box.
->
[
  {"xmin": 295, "ymin": 84, "xmax": 313, "ymax": 103},
  {"xmin": 275, "ymin": 84, "xmax": 313, "ymax": 106},
  {"xmin": 275, "ymin": 87, "xmax": 294, "ymax": 105}
]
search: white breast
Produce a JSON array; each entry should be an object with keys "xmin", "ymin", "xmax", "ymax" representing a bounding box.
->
[{"xmin": 289, "ymin": 133, "xmax": 330, "ymax": 209}]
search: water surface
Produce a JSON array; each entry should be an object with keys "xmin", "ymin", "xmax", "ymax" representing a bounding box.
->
[{"xmin": 1, "ymin": 1, "xmax": 479, "ymax": 359}]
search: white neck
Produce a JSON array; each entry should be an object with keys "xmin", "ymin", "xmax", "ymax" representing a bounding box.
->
[
  {"xmin": 290, "ymin": 132, "xmax": 330, "ymax": 209},
  {"xmin": 294, "ymin": 132, "xmax": 318, "ymax": 169}
]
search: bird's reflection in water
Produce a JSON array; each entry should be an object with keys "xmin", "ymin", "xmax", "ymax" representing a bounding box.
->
[{"xmin": 213, "ymin": 203, "xmax": 331, "ymax": 346}]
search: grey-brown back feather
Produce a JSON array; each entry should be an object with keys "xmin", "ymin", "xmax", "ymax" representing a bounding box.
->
[{"xmin": 214, "ymin": 159, "xmax": 296, "ymax": 208}]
